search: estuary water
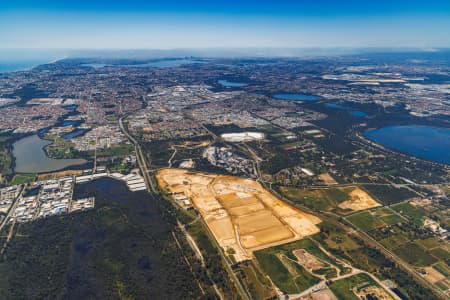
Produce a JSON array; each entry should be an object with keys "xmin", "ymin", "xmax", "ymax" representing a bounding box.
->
[
  {"xmin": 364, "ymin": 125, "xmax": 450, "ymax": 164},
  {"xmin": 13, "ymin": 135, "xmax": 87, "ymax": 173}
]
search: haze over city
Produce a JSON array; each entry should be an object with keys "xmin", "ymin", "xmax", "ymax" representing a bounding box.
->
[{"xmin": 1, "ymin": 0, "xmax": 450, "ymax": 49}]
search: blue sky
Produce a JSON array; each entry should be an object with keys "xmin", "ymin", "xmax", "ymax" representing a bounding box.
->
[{"xmin": 1, "ymin": 0, "xmax": 450, "ymax": 49}]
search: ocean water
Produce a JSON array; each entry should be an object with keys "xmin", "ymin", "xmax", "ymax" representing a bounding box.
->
[
  {"xmin": 0, "ymin": 61, "xmax": 46, "ymax": 73},
  {"xmin": 0, "ymin": 49, "xmax": 64, "ymax": 73},
  {"xmin": 364, "ymin": 125, "xmax": 450, "ymax": 164}
]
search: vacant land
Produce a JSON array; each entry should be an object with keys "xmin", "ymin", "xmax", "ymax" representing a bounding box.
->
[
  {"xmin": 157, "ymin": 168, "xmax": 321, "ymax": 261},
  {"xmin": 279, "ymin": 186, "xmax": 379, "ymax": 214},
  {"xmin": 328, "ymin": 273, "xmax": 391, "ymax": 300},
  {"xmin": 254, "ymin": 243, "xmax": 321, "ymax": 294},
  {"xmin": 237, "ymin": 260, "xmax": 277, "ymax": 300},
  {"xmin": 319, "ymin": 173, "xmax": 338, "ymax": 185},
  {"xmin": 10, "ymin": 173, "xmax": 36, "ymax": 185},
  {"xmin": 337, "ymin": 188, "xmax": 380, "ymax": 211}
]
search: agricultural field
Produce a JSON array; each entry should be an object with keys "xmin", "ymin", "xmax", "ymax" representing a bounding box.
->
[
  {"xmin": 391, "ymin": 202, "xmax": 426, "ymax": 226},
  {"xmin": 157, "ymin": 168, "xmax": 321, "ymax": 261},
  {"xmin": 347, "ymin": 207, "xmax": 406, "ymax": 232},
  {"xmin": 279, "ymin": 185, "xmax": 379, "ymax": 214},
  {"xmin": 349, "ymin": 205, "xmax": 450, "ymax": 293},
  {"xmin": 394, "ymin": 242, "xmax": 438, "ymax": 267}
]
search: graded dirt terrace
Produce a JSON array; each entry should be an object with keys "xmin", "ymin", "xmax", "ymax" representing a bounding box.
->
[{"xmin": 157, "ymin": 168, "xmax": 321, "ymax": 262}]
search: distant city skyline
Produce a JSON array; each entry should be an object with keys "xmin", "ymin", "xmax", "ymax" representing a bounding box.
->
[{"xmin": 1, "ymin": 0, "xmax": 450, "ymax": 49}]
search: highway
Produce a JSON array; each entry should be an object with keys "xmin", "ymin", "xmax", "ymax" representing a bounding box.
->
[
  {"xmin": 119, "ymin": 115, "xmax": 155, "ymax": 192},
  {"xmin": 0, "ymin": 185, "xmax": 23, "ymax": 232}
]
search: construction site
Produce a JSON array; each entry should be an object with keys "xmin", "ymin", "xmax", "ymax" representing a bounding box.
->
[{"xmin": 156, "ymin": 168, "xmax": 321, "ymax": 262}]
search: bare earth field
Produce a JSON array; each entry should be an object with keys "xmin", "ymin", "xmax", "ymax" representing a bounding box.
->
[
  {"xmin": 319, "ymin": 173, "xmax": 338, "ymax": 185},
  {"xmin": 157, "ymin": 168, "xmax": 321, "ymax": 261},
  {"xmin": 424, "ymin": 266, "xmax": 446, "ymax": 284},
  {"xmin": 337, "ymin": 187, "xmax": 380, "ymax": 211},
  {"xmin": 293, "ymin": 249, "xmax": 326, "ymax": 271}
]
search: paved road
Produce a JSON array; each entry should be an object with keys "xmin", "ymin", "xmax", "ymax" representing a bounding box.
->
[{"xmin": 119, "ymin": 115, "xmax": 155, "ymax": 192}]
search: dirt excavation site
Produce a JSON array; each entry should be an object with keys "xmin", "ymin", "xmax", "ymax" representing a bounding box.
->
[{"xmin": 157, "ymin": 169, "xmax": 321, "ymax": 262}]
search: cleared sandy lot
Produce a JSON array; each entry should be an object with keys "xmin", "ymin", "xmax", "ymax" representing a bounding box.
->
[
  {"xmin": 338, "ymin": 187, "xmax": 380, "ymax": 211},
  {"xmin": 157, "ymin": 168, "xmax": 321, "ymax": 261}
]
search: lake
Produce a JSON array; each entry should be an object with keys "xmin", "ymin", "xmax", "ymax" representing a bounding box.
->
[
  {"xmin": 13, "ymin": 135, "xmax": 87, "ymax": 173},
  {"xmin": 218, "ymin": 80, "xmax": 248, "ymax": 87},
  {"xmin": 364, "ymin": 125, "xmax": 450, "ymax": 164},
  {"xmin": 350, "ymin": 111, "xmax": 368, "ymax": 117},
  {"xmin": 272, "ymin": 93, "xmax": 320, "ymax": 101}
]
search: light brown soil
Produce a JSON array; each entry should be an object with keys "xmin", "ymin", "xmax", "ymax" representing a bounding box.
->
[
  {"xmin": 319, "ymin": 173, "xmax": 338, "ymax": 185},
  {"xmin": 424, "ymin": 266, "xmax": 446, "ymax": 284},
  {"xmin": 157, "ymin": 168, "xmax": 321, "ymax": 261},
  {"xmin": 293, "ymin": 249, "xmax": 326, "ymax": 270},
  {"xmin": 338, "ymin": 187, "xmax": 380, "ymax": 211}
]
